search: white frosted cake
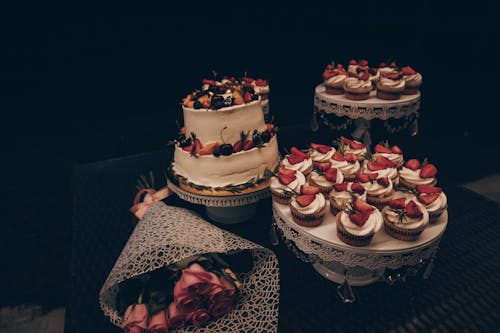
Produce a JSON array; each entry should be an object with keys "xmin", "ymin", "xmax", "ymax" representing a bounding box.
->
[{"xmin": 169, "ymin": 78, "xmax": 280, "ymax": 196}]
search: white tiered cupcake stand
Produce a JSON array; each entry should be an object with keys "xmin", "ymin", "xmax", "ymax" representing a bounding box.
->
[
  {"xmin": 311, "ymin": 84, "xmax": 421, "ymax": 148},
  {"xmin": 167, "ymin": 179, "xmax": 271, "ymax": 224},
  {"xmin": 272, "ymin": 200, "xmax": 447, "ymax": 301}
]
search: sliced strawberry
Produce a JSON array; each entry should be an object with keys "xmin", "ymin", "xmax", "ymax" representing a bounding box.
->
[
  {"xmin": 332, "ymin": 151, "xmax": 346, "ymax": 161},
  {"xmin": 359, "ymin": 72, "xmax": 370, "ymax": 81},
  {"xmin": 243, "ymin": 77, "xmax": 254, "ymax": 84},
  {"xmin": 405, "ymin": 159, "xmax": 421, "ymax": 170},
  {"xmin": 278, "ymin": 167, "xmax": 296, "ymax": 176},
  {"xmin": 374, "ymin": 155, "xmax": 396, "ymax": 168},
  {"xmin": 202, "ymin": 79, "xmax": 216, "ymax": 85},
  {"xmin": 367, "ymin": 173, "xmax": 379, "ymax": 180},
  {"xmin": 296, "ymin": 194, "xmax": 316, "ymax": 207},
  {"xmin": 277, "ymin": 173, "xmax": 296, "ymax": 185},
  {"xmin": 243, "ymin": 140, "xmax": 254, "ymax": 151},
  {"xmin": 389, "ymin": 61, "xmax": 397, "ymax": 68},
  {"xmin": 349, "ymin": 211, "xmax": 370, "ymax": 226},
  {"xmin": 287, "ymin": 154, "xmax": 307, "ymax": 165},
  {"xmin": 351, "ymin": 183, "xmax": 366, "ymax": 195},
  {"xmin": 255, "ymin": 79, "xmax": 268, "ymax": 87},
  {"xmin": 391, "ymin": 145, "xmax": 403, "ymax": 154},
  {"xmin": 337, "ymin": 63, "xmax": 344, "ymax": 69},
  {"xmin": 388, "ymin": 198, "xmax": 406, "ymax": 209},
  {"xmin": 290, "ymin": 146, "xmax": 308, "ymax": 158},
  {"xmin": 379, "ymin": 62, "xmax": 387, "ymax": 67},
  {"xmin": 349, "ymin": 59, "xmax": 358, "ymax": 65},
  {"xmin": 420, "ymin": 163, "xmax": 438, "ymax": 178},
  {"xmin": 233, "ymin": 140, "xmax": 244, "ymax": 153},
  {"xmin": 323, "ymin": 70, "xmax": 337, "ymax": 80},
  {"xmin": 375, "ymin": 144, "xmax": 392, "ymax": 154},
  {"xmin": 400, "ymin": 66, "xmax": 417, "ymax": 75},
  {"xmin": 417, "ymin": 193, "xmax": 440, "ymax": 205},
  {"xmin": 300, "ymin": 185, "xmax": 321, "ymax": 195},
  {"xmin": 310, "ymin": 143, "xmax": 332, "ymax": 153},
  {"xmin": 348, "ymin": 140, "xmax": 365, "ymax": 150},
  {"xmin": 353, "ymin": 198, "xmax": 375, "ymax": 213},
  {"xmin": 326, "ymin": 64, "xmax": 334, "ymax": 71},
  {"xmin": 193, "ymin": 139, "xmax": 202, "ymax": 154},
  {"xmin": 359, "ymin": 59, "xmax": 368, "ymax": 66},
  {"xmin": 356, "ymin": 173, "xmax": 370, "ymax": 183},
  {"xmin": 384, "ymin": 72, "xmax": 402, "ymax": 80},
  {"xmin": 377, "ymin": 177, "xmax": 390, "ymax": 187},
  {"xmin": 406, "ymin": 200, "xmax": 423, "ymax": 218},
  {"xmin": 182, "ymin": 144, "xmax": 194, "ymax": 152},
  {"xmin": 324, "ymin": 167, "xmax": 338, "ymax": 182},
  {"xmin": 333, "ymin": 182, "xmax": 348, "ymax": 192},
  {"xmin": 314, "ymin": 161, "xmax": 332, "ymax": 172},
  {"xmin": 415, "ymin": 185, "xmax": 442, "ymax": 194},
  {"xmin": 198, "ymin": 142, "xmax": 219, "ymax": 156},
  {"xmin": 367, "ymin": 161, "xmax": 387, "ymax": 171},
  {"xmin": 340, "ymin": 136, "xmax": 352, "ymax": 144},
  {"xmin": 345, "ymin": 153, "xmax": 357, "ymax": 164},
  {"xmin": 243, "ymin": 91, "xmax": 253, "ymax": 103}
]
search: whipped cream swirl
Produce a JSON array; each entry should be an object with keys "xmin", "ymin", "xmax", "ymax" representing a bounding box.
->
[
  {"xmin": 344, "ymin": 77, "xmax": 372, "ymax": 89},
  {"xmin": 403, "ymin": 73, "xmax": 422, "ymax": 85},
  {"xmin": 329, "ymin": 183, "xmax": 367, "ymax": 208},
  {"xmin": 344, "ymin": 146, "xmax": 367, "ymax": 159},
  {"xmin": 310, "ymin": 148, "xmax": 336, "ymax": 162},
  {"xmin": 399, "ymin": 167, "xmax": 436, "ymax": 185},
  {"xmin": 340, "ymin": 209, "xmax": 383, "ymax": 236},
  {"xmin": 378, "ymin": 77, "xmax": 405, "ymax": 89},
  {"xmin": 420, "ymin": 192, "xmax": 447, "ymax": 214},
  {"xmin": 282, "ymin": 156, "xmax": 313, "ymax": 174},
  {"xmin": 362, "ymin": 162, "xmax": 398, "ymax": 180},
  {"xmin": 270, "ymin": 171, "xmax": 306, "ymax": 194},
  {"xmin": 361, "ymin": 178, "xmax": 394, "ymax": 197},
  {"xmin": 310, "ymin": 169, "xmax": 344, "ymax": 187},
  {"xmin": 372, "ymin": 152, "xmax": 404, "ymax": 167},
  {"xmin": 331, "ymin": 159, "xmax": 360, "ymax": 177},
  {"xmin": 383, "ymin": 200, "xmax": 429, "ymax": 229},
  {"xmin": 325, "ymin": 75, "xmax": 347, "ymax": 86},
  {"xmin": 290, "ymin": 193, "xmax": 326, "ymax": 215}
]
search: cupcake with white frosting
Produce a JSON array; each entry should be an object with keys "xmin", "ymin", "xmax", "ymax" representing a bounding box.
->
[
  {"xmin": 289, "ymin": 192, "xmax": 327, "ymax": 227},
  {"xmin": 347, "ymin": 59, "xmax": 358, "ymax": 75},
  {"xmin": 415, "ymin": 185, "xmax": 447, "ymax": 222},
  {"xmin": 307, "ymin": 166, "xmax": 344, "ymax": 197},
  {"xmin": 376, "ymin": 72, "xmax": 405, "ymax": 100},
  {"xmin": 329, "ymin": 182, "xmax": 367, "ymax": 215},
  {"xmin": 270, "ymin": 167, "xmax": 306, "ymax": 204},
  {"xmin": 399, "ymin": 159, "xmax": 438, "ymax": 188},
  {"xmin": 382, "ymin": 198, "xmax": 429, "ymax": 241},
  {"xmin": 337, "ymin": 136, "xmax": 367, "ymax": 161},
  {"xmin": 330, "ymin": 151, "xmax": 361, "ymax": 180},
  {"xmin": 344, "ymin": 73, "xmax": 372, "ymax": 100},
  {"xmin": 336, "ymin": 198, "xmax": 383, "ymax": 247},
  {"xmin": 361, "ymin": 155, "xmax": 399, "ymax": 184},
  {"xmin": 281, "ymin": 146, "xmax": 313, "ymax": 175},
  {"xmin": 400, "ymin": 66, "xmax": 422, "ymax": 94},
  {"xmin": 357, "ymin": 172, "xmax": 394, "ymax": 208},
  {"xmin": 309, "ymin": 142, "xmax": 336, "ymax": 164},
  {"xmin": 373, "ymin": 142, "xmax": 404, "ymax": 168},
  {"xmin": 323, "ymin": 64, "xmax": 349, "ymax": 95}
]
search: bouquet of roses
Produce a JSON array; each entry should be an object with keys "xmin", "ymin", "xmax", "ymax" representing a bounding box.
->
[{"xmin": 100, "ymin": 200, "xmax": 279, "ymax": 333}]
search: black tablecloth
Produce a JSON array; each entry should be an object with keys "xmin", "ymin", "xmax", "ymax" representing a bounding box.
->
[{"xmin": 67, "ymin": 149, "xmax": 500, "ymax": 333}]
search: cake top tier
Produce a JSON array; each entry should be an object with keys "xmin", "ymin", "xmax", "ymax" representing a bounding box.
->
[{"xmin": 182, "ymin": 76, "xmax": 269, "ymax": 111}]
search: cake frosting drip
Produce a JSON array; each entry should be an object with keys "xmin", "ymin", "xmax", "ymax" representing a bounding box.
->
[
  {"xmin": 331, "ymin": 159, "xmax": 360, "ymax": 176},
  {"xmin": 340, "ymin": 209, "xmax": 383, "ymax": 236},
  {"xmin": 282, "ymin": 156, "xmax": 313, "ymax": 173},
  {"xmin": 173, "ymin": 136, "xmax": 279, "ymax": 187},
  {"xmin": 290, "ymin": 193, "xmax": 325, "ymax": 214},
  {"xmin": 330, "ymin": 183, "xmax": 367, "ymax": 208},
  {"xmin": 378, "ymin": 77, "xmax": 405, "ymax": 89},
  {"xmin": 310, "ymin": 148, "xmax": 336, "ymax": 162},
  {"xmin": 399, "ymin": 167, "xmax": 435, "ymax": 185},
  {"xmin": 361, "ymin": 179, "xmax": 394, "ymax": 197},
  {"xmin": 270, "ymin": 171, "xmax": 306, "ymax": 193},
  {"xmin": 344, "ymin": 77, "xmax": 372, "ymax": 89},
  {"xmin": 384, "ymin": 200, "xmax": 429, "ymax": 229},
  {"xmin": 403, "ymin": 73, "xmax": 422, "ymax": 85},
  {"xmin": 372, "ymin": 152, "xmax": 404, "ymax": 166},
  {"xmin": 310, "ymin": 169, "xmax": 344, "ymax": 187}
]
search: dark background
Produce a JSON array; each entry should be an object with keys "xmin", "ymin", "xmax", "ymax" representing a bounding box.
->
[{"xmin": 2, "ymin": 2, "xmax": 499, "ymax": 318}]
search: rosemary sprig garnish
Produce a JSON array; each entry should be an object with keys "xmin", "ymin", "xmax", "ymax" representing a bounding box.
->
[{"xmin": 394, "ymin": 183, "xmax": 418, "ymax": 195}]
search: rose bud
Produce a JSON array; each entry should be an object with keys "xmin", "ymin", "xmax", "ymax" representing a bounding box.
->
[
  {"xmin": 168, "ymin": 302, "xmax": 186, "ymax": 329},
  {"xmin": 148, "ymin": 309, "xmax": 168, "ymax": 333},
  {"xmin": 122, "ymin": 304, "xmax": 148, "ymax": 333}
]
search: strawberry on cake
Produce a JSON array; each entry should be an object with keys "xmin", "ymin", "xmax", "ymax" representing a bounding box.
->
[
  {"xmin": 382, "ymin": 198, "xmax": 429, "ymax": 241},
  {"xmin": 362, "ymin": 155, "xmax": 399, "ymax": 184},
  {"xmin": 281, "ymin": 146, "xmax": 313, "ymax": 176},
  {"xmin": 399, "ymin": 159, "xmax": 438, "ymax": 188},
  {"xmin": 415, "ymin": 185, "xmax": 447, "ymax": 222},
  {"xmin": 270, "ymin": 167, "xmax": 307, "ymax": 204},
  {"xmin": 336, "ymin": 198, "xmax": 383, "ymax": 247},
  {"xmin": 373, "ymin": 141, "xmax": 404, "ymax": 168},
  {"xmin": 307, "ymin": 166, "xmax": 344, "ymax": 197},
  {"xmin": 400, "ymin": 66, "xmax": 422, "ymax": 95},
  {"xmin": 337, "ymin": 136, "xmax": 367, "ymax": 161},
  {"xmin": 357, "ymin": 172, "xmax": 394, "ymax": 208},
  {"xmin": 289, "ymin": 190, "xmax": 327, "ymax": 227},
  {"xmin": 329, "ymin": 182, "xmax": 367, "ymax": 215},
  {"xmin": 329, "ymin": 150, "xmax": 361, "ymax": 181}
]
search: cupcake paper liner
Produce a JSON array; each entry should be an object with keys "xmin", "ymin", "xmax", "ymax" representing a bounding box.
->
[
  {"xmin": 271, "ymin": 190, "xmax": 293, "ymax": 205},
  {"xmin": 289, "ymin": 203, "xmax": 326, "ymax": 227},
  {"xmin": 335, "ymin": 213, "xmax": 374, "ymax": 247}
]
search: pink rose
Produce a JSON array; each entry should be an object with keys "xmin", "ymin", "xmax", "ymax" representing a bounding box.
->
[
  {"xmin": 208, "ymin": 274, "xmax": 237, "ymax": 303},
  {"xmin": 177, "ymin": 263, "xmax": 217, "ymax": 295},
  {"xmin": 122, "ymin": 304, "xmax": 148, "ymax": 333},
  {"xmin": 168, "ymin": 302, "xmax": 186, "ymax": 329},
  {"xmin": 187, "ymin": 308, "xmax": 211, "ymax": 327},
  {"xmin": 208, "ymin": 296, "xmax": 234, "ymax": 318},
  {"xmin": 173, "ymin": 291, "xmax": 202, "ymax": 313},
  {"xmin": 148, "ymin": 309, "xmax": 168, "ymax": 333}
]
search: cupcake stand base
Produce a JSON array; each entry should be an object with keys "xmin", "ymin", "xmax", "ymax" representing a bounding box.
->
[
  {"xmin": 272, "ymin": 201, "xmax": 447, "ymax": 301},
  {"xmin": 167, "ymin": 179, "xmax": 270, "ymax": 224}
]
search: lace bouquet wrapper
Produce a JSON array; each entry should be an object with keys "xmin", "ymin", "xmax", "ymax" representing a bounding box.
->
[{"xmin": 99, "ymin": 202, "xmax": 280, "ymax": 332}]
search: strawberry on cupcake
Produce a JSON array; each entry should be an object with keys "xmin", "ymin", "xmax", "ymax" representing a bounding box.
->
[
  {"xmin": 361, "ymin": 155, "xmax": 399, "ymax": 184},
  {"xmin": 336, "ymin": 198, "xmax": 383, "ymax": 247},
  {"xmin": 415, "ymin": 185, "xmax": 447, "ymax": 222},
  {"xmin": 400, "ymin": 66, "xmax": 422, "ymax": 95},
  {"xmin": 337, "ymin": 136, "xmax": 367, "ymax": 161},
  {"xmin": 329, "ymin": 182, "xmax": 367, "ymax": 216},
  {"xmin": 378, "ymin": 61, "xmax": 398, "ymax": 75},
  {"xmin": 356, "ymin": 172, "xmax": 395, "ymax": 209},
  {"xmin": 307, "ymin": 166, "xmax": 344, "ymax": 197},
  {"xmin": 373, "ymin": 141, "xmax": 404, "ymax": 168},
  {"xmin": 270, "ymin": 167, "xmax": 307, "ymax": 205},
  {"xmin": 323, "ymin": 63, "xmax": 349, "ymax": 95},
  {"xmin": 382, "ymin": 198, "xmax": 429, "ymax": 241},
  {"xmin": 343, "ymin": 72, "xmax": 372, "ymax": 100},
  {"xmin": 329, "ymin": 150, "xmax": 361, "ymax": 181},
  {"xmin": 347, "ymin": 59, "xmax": 359, "ymax": 75},
  {"xmin": 289, "ymin": 186, "xmax": 327, "ymax": 227},
  {"xmin": 376, "ymin": 72, "xmax": 405, "ymax": 100},
  {"xmin": 309, "ymin": 142, "xmax": 336, "ymax": 165},
  {"xmin": 399, "ymin": 159, "xmax": 438, "ymax": 188},
  {"xmin": 281, "ymin": 146, "xmax": 313, "ymax": 176}
]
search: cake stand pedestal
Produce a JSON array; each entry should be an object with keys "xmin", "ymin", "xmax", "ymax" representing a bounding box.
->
[
  {"xmin": 167, "ymin": 179, "xmax": 271, "ymax": 224},
  {"xmin": 311, "ymin": 84, "xmax": 421, "ymax": 149},
  {"xmin": 272, "ymin": 201, "xmax": 447, "ymax": 302}
]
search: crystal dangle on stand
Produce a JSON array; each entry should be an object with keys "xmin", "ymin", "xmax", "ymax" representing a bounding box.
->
[
  {"xmin": 269, "ymin": 220, "xmax": 279, "ymax": 246},
  {"xmin": 310, "ymin": 109, "xmax": 319, "ymax": 132},
  {"xmin": 336, "ymin": 269, "xmax": 355, "ymax": 303},
  {"xmin": 423, "ymin": 257, "xmax": 435, "ymax": 279}
]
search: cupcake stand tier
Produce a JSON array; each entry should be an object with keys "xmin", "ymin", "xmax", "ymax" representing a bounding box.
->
[
  {"xmin": 312, "ymin": 84, "xmax": 421, "ymax": 146},
  {"xmin": 272, "ymin": 200, "xmax": 447, "ymax": 292},
  {"xmin": 167, "ymin": 179, "xmax": 271, "ymax": 224}
]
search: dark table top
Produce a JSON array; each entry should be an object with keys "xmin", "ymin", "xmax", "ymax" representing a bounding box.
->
[{"xmin": 67, "ymin": 148, "xmax": 500, "ymax": 333}]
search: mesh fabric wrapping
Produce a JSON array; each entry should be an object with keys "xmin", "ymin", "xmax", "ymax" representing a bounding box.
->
[{"xmin": 99, "ymin": 202, "xmax": 279, "ymax": 332}]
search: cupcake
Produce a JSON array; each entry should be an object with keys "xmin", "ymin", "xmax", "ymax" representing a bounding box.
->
[
  {"xmin": 330, "ymin": 151, "xmax": 361, "ymax": 181},
  {"xmin": 337, "ymin": 136, "xmax": 367, "ymax": 161},
  {"xmin": 373, "ymin": 142, "xmax": 404, "ymax": 168},
  {"xmin": 399, "ymin": 159, "xmax": 438, "ymax": 188},
  {"xmin": 289, "ymin": 193, "xmax": 327, "ymax": 227},
  {"xmin": 357, "ymin": 172, "xmax": 394, "ymax": 209},
  {"xmin": 400, "ymin": 66, "xmax": 422, "ymax": 95},
  {"xmin": 368, "ymin": 67, "xmax": 380, "ymax": 90},
  {"xmin": 376, "ymin": 72, "xmax": 405, "ymax": 100},
  {"xmin": 281, "ymin": 146, "xmax": 313, "ymax": 176},
  {"xmin": 382, "ymin": 198, "xmax": 429, "ymax": 241},
  {"xmin": 415, "ymin": 185, "xmax": 447, "ymax": 222},
  {"xmin": 323, "ymin": 64, "xmax": 348, "ymax": 95},
  {"xmin": 253, "ymin": 79, "xmax": 270, "ymax": 100},
  {"xmin": 269, "ymin": 167, "xmax": 306, "ymax": 204},
  {"xmin": 309, "ymin": 142, "xmax": 336, "ymax": 165},
  {"xmin": 361, "ymin": 155, "xmax": 399, "ymax": 184},
  {"xmin": 329, "ymin": 182, "xmax": 367, "ymax": 215},
  {"xmin": 307, "ymin": 166, "xmax": 344, "ymax": 197},
  {"xmin": 344, "ymin": 73, "xmax": 372, "ymax": 100},
  {"xmin": 336, "ymin": 198, "xmax": 383, "ymax": 246}
]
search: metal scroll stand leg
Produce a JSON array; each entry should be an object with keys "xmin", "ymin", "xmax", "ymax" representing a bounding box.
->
[
  {"xmin": 351, "ymin": 119, "xmax": 371, "ymax": 153},
  {"xmin": 336, "ymin": 269, "xmax": 355, "ymax": 303}
]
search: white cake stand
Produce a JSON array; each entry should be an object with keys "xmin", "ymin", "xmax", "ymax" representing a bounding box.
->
[
  {"xmin": 272, "ymin": 200, "xmax": 447, "ymax": 291},
  {"xmin": 167, "ymin": 179, "xmax": 271, "ymax": 224},
  {"xmin": 312, "ymin": 84, "xmax": 421, "ymax": 147}
]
